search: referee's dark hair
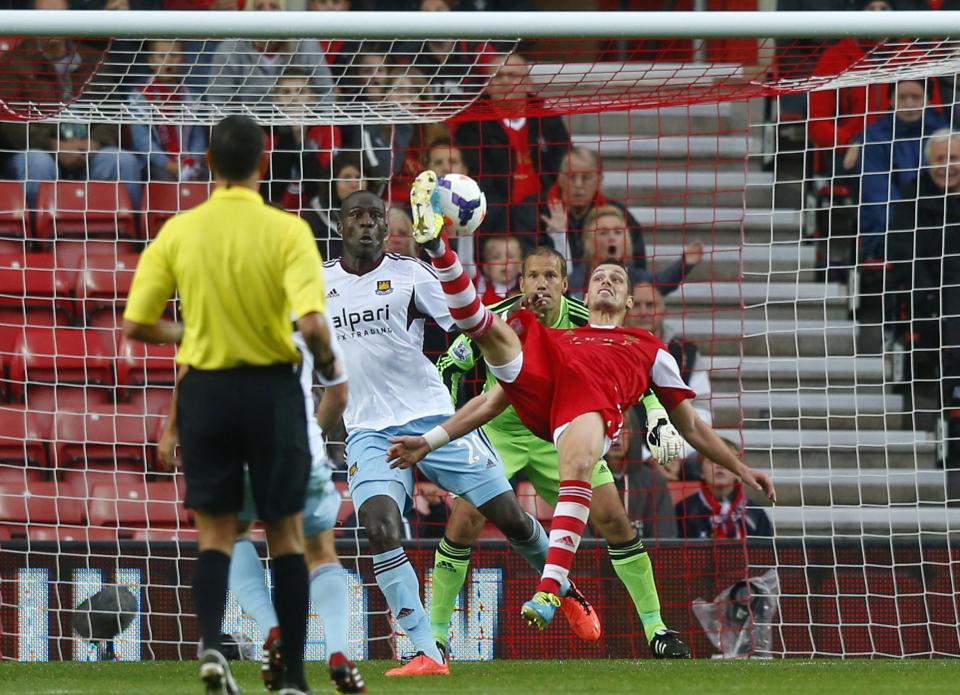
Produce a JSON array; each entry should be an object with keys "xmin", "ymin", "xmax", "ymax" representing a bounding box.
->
[{"xmin": 209, "ymin": 115, "xmax": 265, "ymax": 182}]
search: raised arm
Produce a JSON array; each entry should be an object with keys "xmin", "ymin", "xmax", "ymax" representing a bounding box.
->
[
  {"xmin": 669, "ymin": 399, "xmax": 777, "ymax": 502},
  {"xmin": 386, "ymin": 384, "xmax": 510, "ymax": 469}
]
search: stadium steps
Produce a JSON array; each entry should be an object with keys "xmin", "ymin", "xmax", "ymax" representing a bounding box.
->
[
  {"xmin": 704, "ymin": 356, "xmax": 886, "ymax": 389},
  {"xmin": 602, "ymin": 169, "xmax": 773, "ymax": 208},
  {"xmin": 670, "ymin": 317, "xmax": 858, "ymax": 358},
  {"xmin": 710, "ymin": 390, "xmax": 905, "ymax": 431},
  {"xmin": 766, "ymin": 505, "xmax": 960, "ymax": 537},
  {"xmin": 573, "ymin": 133, "xmax": 748, "ymax": 160},
  {"xmin": 755, "ymin": 468, "xmax": 946, "ymax": 506},
  {"xmin": 663, "ymin": 281, "xmax": 849, "ymax": 321},
  {"xmin": 713, "ymin": 428, "xmax": 940, "ymax": 471},
  {"xmin": 569, "ymin": 102, "xmax": 734, "ymax": 136},
  {"xmin": 648, "ymin": 243, "xmax": 817, "ymax": 283}
]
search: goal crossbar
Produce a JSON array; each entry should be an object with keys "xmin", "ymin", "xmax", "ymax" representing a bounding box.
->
[{"xmin": 3, "ymin": 10, "xmax": 960, "ymax": 40}]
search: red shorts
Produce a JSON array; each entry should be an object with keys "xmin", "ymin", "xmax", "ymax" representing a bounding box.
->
[{"xmin": 497, "ymin": 311, "xmax": 625, "ymax": 444}]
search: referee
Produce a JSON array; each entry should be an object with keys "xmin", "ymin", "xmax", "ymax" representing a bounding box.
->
[{"xmin": 123, "ymin": 115, "xmax": 338, "ymax": 695}]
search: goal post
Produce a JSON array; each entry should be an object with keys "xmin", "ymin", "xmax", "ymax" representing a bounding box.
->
[{"xmin": 0, "ymin": 8, "xmax": 958, "ymax": 662}]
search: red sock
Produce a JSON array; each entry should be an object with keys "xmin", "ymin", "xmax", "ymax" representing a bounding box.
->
[
  {"xmin": 537, "ymin": 480, "xmax": 593, "ymax": 595},
  {"xmin": 428, "ymin": 236, "xmax": 493, "ymax": 339}
]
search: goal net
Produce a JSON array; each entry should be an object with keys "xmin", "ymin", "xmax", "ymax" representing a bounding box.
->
[{"xmin": 0, "ymin": 8, "xmax": 958, "ymax": 661}]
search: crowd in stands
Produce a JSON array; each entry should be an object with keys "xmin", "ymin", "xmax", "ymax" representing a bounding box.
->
[
  {"xmin": 798, "ymin": 0, "xmax": 960, "ymax": 464},
  {"xmin": 22, "ymin": 0, "xmax": 946, "ymax": 543}
]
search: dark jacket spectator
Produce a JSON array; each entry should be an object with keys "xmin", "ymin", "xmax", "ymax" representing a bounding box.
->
[
  {"xmin": 128, "ymin": 39, "xmax": 209, "ymax": 182},
  {"xmin": 888, "ymin": 135, "xmax": 960, "ymax": 409},
  {"xmin": 455, "ymin": 53, "xmax": 571, "ymax": 234},
  {"xmin": 204, "ymin": 39, "xmax": 335, "ymax": 105},
  {"xmin": 854, "ymin": 81, "xmax": 946, "ymax": 259},
  {"xmin": 675, "ymin": 440, "xmax": 773, "ymax": 540}
]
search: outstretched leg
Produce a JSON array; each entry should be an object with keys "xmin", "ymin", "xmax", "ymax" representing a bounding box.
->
[
  {"xmin": 411, "ymin": 171, "xmax": 521, "ymax": 368},
  {"xmin": 521, "ymin": 412, "xmax": 605, "ymax": 630}
]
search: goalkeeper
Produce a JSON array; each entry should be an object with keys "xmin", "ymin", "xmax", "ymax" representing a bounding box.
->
[{"xmin": 432, "ymin": 246, "xmax": 691, "ymax": 658}]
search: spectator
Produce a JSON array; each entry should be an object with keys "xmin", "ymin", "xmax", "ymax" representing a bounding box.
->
[
  {"xmin": 386, "ymin": 208, "xmax": 416, "ymax": 257},
  {"xmin": 406, "ymin": 0, "xmax": 481, "ymax": 98},
  {"xmin": 675, "ymin": 439, "xmax": 773, "ymax": 539},
  {"xmin": 205, "ymin": 0, "xmax": 335, "ymax": 105},
  {"xmin": 456, "ymin": 52, "xmax": 571, "ymax": 237},
  {"xmin": 0, "ymin": 1, "xmax": 107, "ymax": 117},
  {"xmin": 887, "ymin": 129, "xmax": 960, "ymax": 423},
  {"xmin": 128, "ymin": 39, "xmax": 208, "ymax": 184},
  {"xmin": 475, "ymin": 235, "xmax": 521, "ymax": 304},
  {"xmin": 807, "ymin": 0, "xmax": 898, "ymax": 172},
  {"xmin": 626, "ymin": 274, "xmax": 712, "ymax": 480},
  {"xmin": 6, "ymin": 121, "xmax": 141, "ymax": 209},
  {"xmin": 414, "ymin": 136, "xmax": 480, "ymax": 269},
  {"xmin": 514, "ymin": 147, "xmax": 702, "ymax": 293},
  {"xmin": 302, "ymin": 150, "xmax": 365, "ymax": 258},
  {"xmin": 307, "ymin": 0, "xmax": 357, "ymax": 79},
  {"xmin": 851, "ymin": 79, "xmax": 946, "ymax": 260},
  {"xmin": 569, "ymin": 206, "xmax": 703, "ymax": 299},
  {"xmin": 262, "ymin": 68, "xmax": 341, "ymax": 210},
  {"xmin": 604, "ymin": 409, "xmax": 677, "ymax": 540}
]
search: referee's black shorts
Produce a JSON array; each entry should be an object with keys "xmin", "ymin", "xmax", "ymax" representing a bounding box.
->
[{"xmin": 177, "ymin": 364, "xmax": 310, "ymax": 521}]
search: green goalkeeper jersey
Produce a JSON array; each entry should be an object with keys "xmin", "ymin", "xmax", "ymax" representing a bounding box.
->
[{"xmin": 436, "ymin": 294, "xmax": 591, "ymax": 435}]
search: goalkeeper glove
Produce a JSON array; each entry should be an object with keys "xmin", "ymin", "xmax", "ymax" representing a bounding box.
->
[{"xmin": 645, "ymin": 408, "xmax": 684, "ymax": 467}]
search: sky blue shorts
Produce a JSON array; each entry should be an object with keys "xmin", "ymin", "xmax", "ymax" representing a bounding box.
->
[
  {"xmin": 240, "ymin": 462, "xmax": 340, "ymax": 538},
  {"xmin": 346, "ymin": 414, "xmax": 512, "ymax": 515}
]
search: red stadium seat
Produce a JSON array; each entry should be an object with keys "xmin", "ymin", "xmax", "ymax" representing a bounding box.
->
[
  {"xmin": 0, "ymin": 181, "xmax": 28, "ymax": 239},
  {"xmin": 142, "ymin": 181, "xmax": 211, "ymax": 240},
  {"xmin": 61, "ymin": 465, "xmax": 149, "ymax": 500},
  {"xmin": 0, "ymin": 251, "xmax": 73, "ymax": 317},
  {"xmin": 52, "ymin": 405, "xmax": 161, "ymax": 469},
  {"xmin": 124, "ymin": 386, "xmax": 174, "ymax": 417},
  {"xmin": 24, "ymin": 384, "xmax": 113, "ymax": 418},
  {"xmin": 0, "ymin": 480, "xmax": 84, "ymax": 525},
  {"xmin": 0, "ymin": 466, "xmax": 45, "ymax": 485},
  {"xmin": 6, "ymin": 327, "xmax": 113, "ymax": 398},
  {"xmin": 0, "ymin": 524, "xmax": 9, "ymax": 540},
  {"xmin": 74, "ymin": 252, "xmax": 139, "ymax": 320},
  {"xmin": 132, "ymin": 527, "xmax": 198, "ymax": 542},
  {"xmin": 87, "ymin": 480, "xmax": 184, "ymax": 527},
  {"xmin": 0, "ymin": 405, "xmax": 49, "ymax": 467},
  {"xmin": 35, "ymin": 181, "xmax": 136, "ymax": 240},
  {"xmin": 116, "ymin": 335, "xmax": 177, "ymax": 388},
  {"xmin": 23, "ymin": 524, "xmax": 122, "ymax": 542}
]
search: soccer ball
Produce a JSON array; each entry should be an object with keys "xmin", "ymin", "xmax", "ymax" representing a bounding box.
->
[{"xmin": 435, "ymin": 173, "xmax": 487, "ymax": 236}]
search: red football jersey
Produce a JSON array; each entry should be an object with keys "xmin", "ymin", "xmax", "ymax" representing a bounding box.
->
[{"xmin": 499, "ymin": 310, "xmax": 695, "ymax": 442}]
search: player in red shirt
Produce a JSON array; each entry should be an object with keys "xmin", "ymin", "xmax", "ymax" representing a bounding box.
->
[{"xmin": 391, "ymin": 171, "xmax": 777, "ymax": 631}]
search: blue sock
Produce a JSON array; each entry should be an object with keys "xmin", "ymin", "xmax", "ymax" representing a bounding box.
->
[
  {"xmin": 310, "ymin": 562, "xmax": 349, "ymax": 659},
  {"xmin": 372, "ymin": 548, "xmax": 443, "ymax": 663},
  {"xmin": 229, "ymin": 538, "xmax": 278, "ymax": 642},
  {"xmin": 508, "ymin": 513, "xmax": 571, "ymax": 597}
]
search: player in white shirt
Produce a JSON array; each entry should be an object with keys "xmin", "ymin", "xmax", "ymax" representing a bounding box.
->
[
  {"xmin": 158, "ymin": 317, "xmax": 365, "ymax": 694},
  {"xmin": 326, "ymin": 190, "xmax": 597, "ymax": 678}
]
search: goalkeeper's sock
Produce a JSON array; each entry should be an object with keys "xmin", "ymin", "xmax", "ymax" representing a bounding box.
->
[
  {"xmin": 430, "ymin": 537, "xmax": 472, "ymax": 647},
  {"xmin": 229, "ymin": 538, "xmax": 278, "ymax": 642},
  {"xmin": 373, "ymin": 548, "xmax": 445, "ymax": 664},
  {"xmin": 424, "ymin": 234, "xmax": 493, "ymax": 340},
  {"xmin": 194, "ymin": 549, "xmax": 231, "ymax": 653},
  {"xmin": 537, "ymin": 480, "xmax": 592, "ymax": 596},
  {"xmin": 608, "ymin": 534, "xmax": 668, "ymax": 643},
  {"xmin": 509, "ymin": 513, "xmax": 571, "ymax": 596},
  {"xmin": 309, "ymin": 562, "xmax": 349, "ymax": 658}
]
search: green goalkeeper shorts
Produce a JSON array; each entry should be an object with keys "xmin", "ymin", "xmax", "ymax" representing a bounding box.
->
[{"xmin": 482, "ymin": 424, "xmax": 615, "ymax": 508}]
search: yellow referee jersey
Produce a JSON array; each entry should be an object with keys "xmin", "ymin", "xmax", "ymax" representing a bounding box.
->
[{"xmin": 124, "ymin": 186, "xmax": 326, "ymax": 370}]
